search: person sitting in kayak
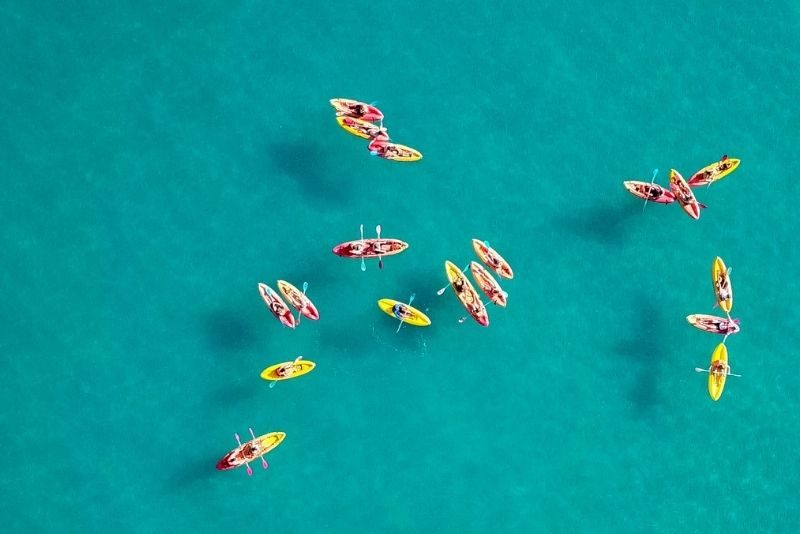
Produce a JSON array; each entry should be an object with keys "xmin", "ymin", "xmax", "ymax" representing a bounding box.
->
[
  {"xmin": 275, "ymin": 362, "xmax": 298, "ymax": 377},
  {"xmin": 710, "ymin": 360, "xmax": 729, "ymax": 375},
  {"xmin": 716, "ymin": 272, "xmax": 731, "ymax": 301},
  {"xmin": 338, "ymin": 102, "xmax": 369, "ymax": 118},
  {"xmin": 392, "ymin": 303, "xmax": 414, "ymax": 320},
  {"xmin": 453, "ymin": 277, "xmax": 466, "ymax": 293},
  {"xmin": 348, "ymin": 241, "xmax": 367, "ymax": 255},
  {"xmin": 269, "ymin": 300, "xmax": 285, "ymax": 315}
]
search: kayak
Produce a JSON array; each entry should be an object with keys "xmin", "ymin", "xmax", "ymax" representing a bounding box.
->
[
  {"xmin": 445, "ymin": 260, "xmax": 489, "ymax": 327},
  {"xmin": 332, "ymin": 238, "xmax": 409, "ymax": 258},
  {"xmin": 260, "ymin": 358, "xmax": 316, "ymax": 381},
  {"xmin": 377, "ymin": 299, "xmax": 431, "ymax": 326},
  {"xmin": 472, "ymin": 239, "xmax": 513, "ymax": 279},
  {"xmin": 216, "ymin": 432, "xmax": 286, "ymax": 471},
  {"xmin": 686, "ymin": 314, "xmax": 740, "ymax": 335},
  {"xmin": 367, "ymin": 138, "xmax": 423, "ymax": 162},
  {"xmin": 669, "ymin": 169, "xmax": 702, "ymax": 220},
  {"xmin": 277, "ymin": 280, "xmax": 320, "ymax": 321},
  {"xmin": 712, "ymin": 256, "xmax": 733, "ymax": 313},
  {"xmin": 623, "ymin": 180, "xmax": 676, "ymax": 204},
  {"xmin": 258, "ymin": 283, "xmax": 297, "ymax": 329},
  {"xmin": 687, "ymin": 157, "xmax": 740, "ymax": 187},
  {"xmin": 708, "ymin": 343, "xmax": 729, "ymax": 401},
  {"xmin": 469, "ymin": 261, "xmax": 507, "ymax": 307},
  {"xmin": 329, "ymin": 98, "xmax": 384, "ymax": 122},
  {"xmin": 336, "ymin": 116, "xmax": 389, "ymax": 140}
]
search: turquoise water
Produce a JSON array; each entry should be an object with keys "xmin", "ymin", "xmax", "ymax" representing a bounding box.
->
[{"xmin": 2, "ymin": 1, "xmax": 799, "ymax": 531}]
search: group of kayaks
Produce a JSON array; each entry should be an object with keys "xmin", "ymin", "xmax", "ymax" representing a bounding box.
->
[
  {"xmin": 623, "ymin": 156, "xmax": 740, "ymax": 219},
  {"xmin": 258, "ymin": 280, "xmax": 320, "ymax": 329},
  {"xmin": 688, "ymin": 256, "xmax": 740, "ymax": 401},
  {"xmin": 440, "ymin": 239, "xmax": 514, "ymax": 327},
  {"xmin": 330, "ymin": 98, "xmax": 423, "ymax": 162}
]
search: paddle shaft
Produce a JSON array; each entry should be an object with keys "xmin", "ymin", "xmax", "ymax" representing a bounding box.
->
[{"xmin": 694, "ymin": 367, "xmax": 742, "ymax": 378}]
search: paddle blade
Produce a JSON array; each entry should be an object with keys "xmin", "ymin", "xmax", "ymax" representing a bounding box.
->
[
  {"xmin": 261, "ymin": 458, "xmax": 269, "ymax": 470},
  {"xmin": 379, "ymin": 259, "xmax": 383, "ymax": 269},
  {"xmin": 437, "ymin": 287, "xmax": 447, "ymax": 296},
  {"xmin": 395, "ymin": 321, "xmax": 403, "ymax": 334},
  {"xmin": 302, "ymin": 282, "xmax": 308, "ymax": 293},
  {"xmin": 376, "ymin": 224, "xmax": 382, "ymax": 238},
  {"xmin": 246, "ymin": 464, "xmax": 253, "ymax": 476},
  {"xmin": 269, "ymin": 380, "xmax": 277, "ymax": 389},
  {"xmin": 409, "ymin": 293, "xmax": 416, "ymax": 304},
  {"xmin": 360, "ymin": 258, "xmax": 366, "ymax": 271}
]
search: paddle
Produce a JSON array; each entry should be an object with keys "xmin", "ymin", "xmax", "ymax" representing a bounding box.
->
[
  {"xmin": 375, "ymin": 224, "xmax": 384, "ymax": 269},
  {"xmin": 248, "ymin": 427, "xmax": 269, "ymax": 471},
  {"xmin": 359, "ymin": 224, "xmax": 366, "ymax": 272},
  {"xmin": 396, "ymin": 294, "xmax": 416, "ymax": 333},
  {"xmin": 234, "ymin": 433, "xmax": 253, "ymax": 476},
  {"xmin": 436, "ymin": 265, "xmax": 470, "ymax": 295},
  {"xmin": 642, "ymin": 168, "xmax": 659, "ymax": 212},
  {"xmin": 694, "ymin": 367, "xmax": 742, "ymax": 378}
]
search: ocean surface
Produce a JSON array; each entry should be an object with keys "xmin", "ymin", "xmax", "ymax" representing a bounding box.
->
[{"xmin": 1, "ymin": 1, "xmax": 799, "ymax": 532}]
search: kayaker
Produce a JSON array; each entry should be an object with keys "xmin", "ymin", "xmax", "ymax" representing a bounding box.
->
[
  {"xmin": 453, "ymin": 277, "xmax": 466, "ymax": 293},
  {"xmin": 392, "ymin": 304, "xmax": 413, "ymax": 320},
  {"xmin": 710, "ymin": 360, "xmax": 729, "ymax": 375},
  {"xmin": 717, "ymin": 273, "xmax": 731, "ymax": 302},
  {"xmin": 275, "ymin": 363, "xmax": 296, "ymax": 378},
  {"xmin": 269, "ymin": 300, "xmax": 285, "ymax": 315},
  {"xmin": 339, "ymin": 102, "xmax": 368, "ymax": 118}
]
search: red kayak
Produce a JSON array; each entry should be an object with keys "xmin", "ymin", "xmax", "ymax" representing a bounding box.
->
[
  {"xmin": 623, "ymin": 180, "xmax": 676, "ymax": 204},
  {"xmin": 277, "ymin": 280, "xmax": 319, "ymax": 321},
  {"xmin": 258, "ymin": 283, "xmax": 297, "ymax": 329},
  {"xmin": 332, "ymin": 238, "xmax": 409, "ymax": 258},
  {"xmin": 686, "ymin": 314, "xmax": 740, "ymax": 335},
  {"xmin": 669, "ymin": 169, "xmax": 703, "ymax": 220},
  {"xmin": 217, "ymin": 430, "xmax": 285, "ymax": 474},
  {"xmin": 330, "ymin": 98, "xmax": 384, "ymax": 122}
]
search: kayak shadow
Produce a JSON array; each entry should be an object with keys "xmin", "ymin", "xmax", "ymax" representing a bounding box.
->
[
  {"xmin": 559, "ymin": 202, "xmax": 638, "ymax": 245},
  {"xmin": 168, "ymin": 452, "xmax": 219, "ymax": 489},
  {"xmin": 613, "ymin": 296, "xmax": 666, "ymax": 414},
  {"xmin": 203, "ymin": 308, "xmax": 260, "ymax": 354},
  {"xmin": 269, "ymin": 139, "xmax": 349, "ymax": 205}
]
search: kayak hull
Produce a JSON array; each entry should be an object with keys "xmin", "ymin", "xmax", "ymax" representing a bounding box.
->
[
  {"xmin": 708, "ymin": 343, "xmax": 728, "ymax": 401},
  {"xmin": 445, "ymin": 260, "xmax": 489, "ymax": 327},
  {"xmin": 277, "ymin": 280, "xmax": 320, "ymax": 321},
  {"xmin": 712, "ymin": 257, "xmax": 733, "ymax": 313},
  {"xmin": 258, "ymin": 283, "xmax": 297, "ymax": 329},
  {"xmin": 367, "ymin": 139, "xmax": 422, "ymax": 162},
  {"xmin": 688, "ymin": 158, "xmax": 740, "ymax": 187},
  {"xmin": 260, "ymin": 360, "xmax": 316, "ymax": 381},
  {"xmin": 216, "ymin": 432, "xmax": 286, "ymax": 471},
  {"xmin": 332, "ymin": 238, "xmax": 409, "ymax": 258},
  {"xmin": 329, "ymin": 98, "xmax": 383, "ymax": 122},
  {"xmin": 623, "ymin": 180, "xmax": 676, "ymax": 204},
  {"xmin": 669, "ymin": 169, "xmax": 701, "ymax": 220},
  {"xmin": 472, "ymin": 239, "xmax": 513, "ymax": 279},
  {"xmin": 377, "ymin": 299, "xmax": 431, "ymax": 326},
  {"xmin": 469, "ymin": 261, "xmax": 507, "ymax": 307},
  {"xmin": 336, "ymin": 116, "xmax": 389, "ymax": 140},
  {"xmin": 686, "ymin": 314, "xmax": 740, "ymax": 335}
]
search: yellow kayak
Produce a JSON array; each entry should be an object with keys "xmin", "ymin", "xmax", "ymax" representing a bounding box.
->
[
  {"xmin": 336, "ymin": 116, "xmax": 389, "ymax": 140},
  {"xmin": 712, "ymin": 256, "xmax": 733, "ymax": 313},
  {"xmin": 708, "ymin": 343, "xmax": 729, "ymax": 401},
  {"xmin": 216, "ymin": 431, "xmax": 286, "ymax": 470},
  {"xmin": 377, "ymin": 298, "xmax": 431, "ymax": 327},
  {"xmin": 260, "ymin": 358, "xmax": 316, "ymax": 382},
  {"xmin": 369, "ymin": 140, "xmax": 423, "ymax": 162},
  {"xmin": 688, "ymin": 157, "xmax": 740, "ymax": 187},
  {"xmin": 445, "ymin": 260, "xmax": 489, "ymax": 327}
]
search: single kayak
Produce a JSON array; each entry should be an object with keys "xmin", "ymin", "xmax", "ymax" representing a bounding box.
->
[
  {"xmin": 707, "ymin": 343, "xmax": 729, "ymax": 401},
  {"xmin": 216, "ymin": 432, "xmax": 285, "ymax": 471},
  {"xmin": 472, "ymin": 239, "xmax": 513, "ymax": 279},
  {"xmin": 687, "ymin": 157, "xmax": 740, "ymax": 187},
  {"xmin": 277, "ymin": 280, "xmax": 320, "ymax": 321},
  {"xmin": 258, "ymin": 283, "xmax": 297, "ymax": 329},
  {"xmin": 260, "ymin": 358, "xmax": 316, "ymax": 382},
  {"xmin": 329, "ymin": 98, "xmax": 384, "ymax": 122},
  {"xmin": 686, "ymin": 314, "xmax": 740, "ymax": 335},
  {"xmin": 332, "ymin": 238, "xmax": 409, "ymax": 258},
  {"xmin": 469, "ymin": 261, "xmax": 507, "ymax": 307},
  {"xmin": 367, "ymin": 138, "xmax": 422, "ymax": 162},
  {"xmin": 669, "ymin": 169, "xmax": 702, "ymax": 220},
  {"xmin": 377, "ymin": 299, "xmax": 431, "ymax": 326},
  {"xmin": 712, "ymin": 256, "xmax": 733, "ymax": 313},
  {"xmin": 336, "ymin": 116, "xmax": 389, "ymax": 140},
  {"xmin": 623, "ymin": 180, "xmax": 676, "ymax": 204},
  {"xmin": 445, "ymin": 260, "xmax": 489, "ymax": 327}
]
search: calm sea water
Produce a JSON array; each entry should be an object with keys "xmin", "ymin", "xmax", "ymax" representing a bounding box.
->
[{"xmin": 2, "ymin": 1, "xmax": 799, "ymax": 532}]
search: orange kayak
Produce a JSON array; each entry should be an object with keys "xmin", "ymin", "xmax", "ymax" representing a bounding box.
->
[
  {"xmin": 472, "ymin": 239, "xmax": 513, "ymax": 279},
  {"xmin": 469, "ymin": 261, "xmax": 507, "ymax": 307}
]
